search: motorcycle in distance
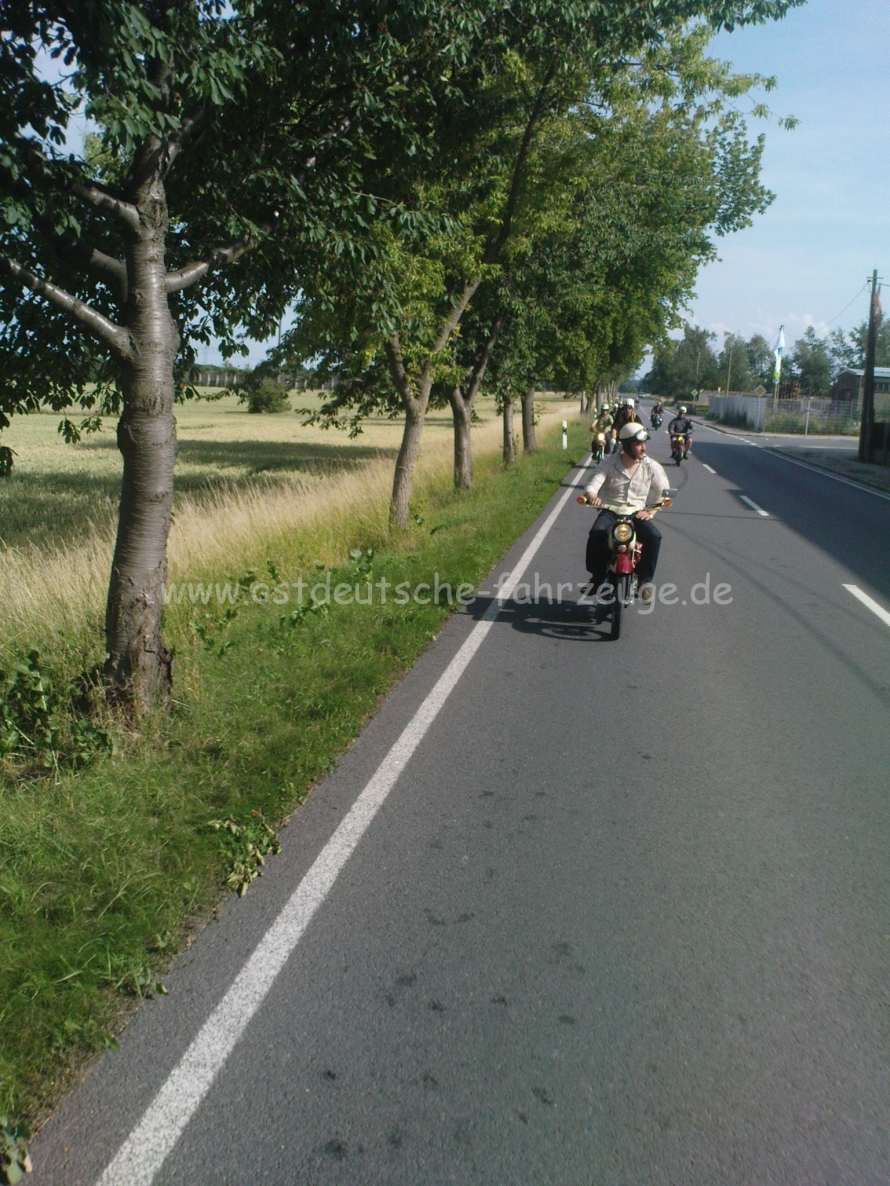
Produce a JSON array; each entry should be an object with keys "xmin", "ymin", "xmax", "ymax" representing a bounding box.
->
[
  {"xmin": 577, "ymin": 494, "xmax": 673, "ymax": 639},
  {"xmin": 670, "ymin": 432, "xmax": 690, "ymax": 466},
  {"xmin": 591, "ymin": 430, "xmax": 608, "ymax": 463},
  {"xmin": 651, "ymin": 412, "xmax": 663, "ymax": 429}
]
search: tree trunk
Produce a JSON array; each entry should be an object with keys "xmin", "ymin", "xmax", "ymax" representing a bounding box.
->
[
  {"xmin": 503, "ymin": 398, "xmax": 516, "ymax": 465},
  {"xmin": 449, "ymin": 388, "xmax": 473, "ymax": 488},
  {"xmin": 521, "ymin": 386, "xmax": 537, "ymax": 452},
  {"xmin": 104, "ymin": 165, "xmax": 178, "ymax": 712},
  {"xmin": 390, "ymin": 399, "xmax": 426, "ymax": 530}
]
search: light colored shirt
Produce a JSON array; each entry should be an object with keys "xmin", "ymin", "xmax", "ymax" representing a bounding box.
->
[{"xmin": 584, "ymin": 452, "xmax": 670, "ymax": 513}]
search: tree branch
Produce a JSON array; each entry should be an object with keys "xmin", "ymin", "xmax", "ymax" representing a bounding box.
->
[
  {"xmin": 15, "ymin": 136, "xmax": 140, "ymax": 230},
  {"xmin": 430, "ymin": 277, "xmax": 482, "ymax": 357},
  {"xmin": 72, "ymin": 179, "xmax": 141, "ymax": 230},
  {"xmin": 166, "ymin": 104, "xmax": 209, "ymax": 167},
  {"xmin": 385, "ymin": 334, "xmax": 413, "ymax": 406},
  {"xmin": 165, "ymin": 234, "xmax": 259, "ymax": 293},
  {"xmin": 0, "ymin": 257, "xmax": 132, "ymax": 359},
  {"xmin": 483, "ymin": 63, "xmax": 557, "ymax": 266},
  {"xmin": 465, "ymin": 309, "xmax": 507, "ymax": 403}
]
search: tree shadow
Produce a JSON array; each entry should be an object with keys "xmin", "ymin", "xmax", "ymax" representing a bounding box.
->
[
  {"xmin": 173, "ymin": 438, "xmax": 397, "ymax": 480},
  {"xmin": 694, "ymin": 440, "xmax": 890, "ymax": 599},
  {"xmin": 0, "ymin": 440, "xmax": 398, "ymax": 550}
]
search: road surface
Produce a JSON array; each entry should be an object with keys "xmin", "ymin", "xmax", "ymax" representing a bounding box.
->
[{"xmin": 32, "ymin": 418, "xmax": 890, "ymax": 1185}]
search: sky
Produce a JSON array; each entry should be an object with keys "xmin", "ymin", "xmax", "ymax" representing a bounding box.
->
[{"xmin": 687, "ymin": 0, "xmax": 890, "ymax": 350}]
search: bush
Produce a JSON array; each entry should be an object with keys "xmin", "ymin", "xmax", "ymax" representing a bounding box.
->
[{"xmin": 241, "ymin": 380, "xmax": 291, "ymax": 414}]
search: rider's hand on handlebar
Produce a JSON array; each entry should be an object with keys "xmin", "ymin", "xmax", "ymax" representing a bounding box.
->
[{"xmin": 635, "ymin": 508, "xmax": 653, "ymax": 521}]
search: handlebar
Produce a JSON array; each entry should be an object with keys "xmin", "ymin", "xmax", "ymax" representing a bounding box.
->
[{"xmin": 576, "ymin": 496, "xmax": 673, "ymax": 510}]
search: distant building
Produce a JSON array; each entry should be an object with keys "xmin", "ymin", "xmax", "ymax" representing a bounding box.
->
[{"xmin": 832, "ymin": 367, "xmax": 890, "ymax": 402}]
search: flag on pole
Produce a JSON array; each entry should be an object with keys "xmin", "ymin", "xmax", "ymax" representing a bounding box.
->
[
  {"xmin": 874, "ymin": 286, "xmax": 883, "ymax": 330},
  {"xmin": 773, "ymin": 325, "xmax": 785, "ymax": 385}
]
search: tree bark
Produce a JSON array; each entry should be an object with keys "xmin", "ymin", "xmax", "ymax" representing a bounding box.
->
[
  {"xmin": 390, "ymin": 398, "xmax": 426, "ymax": 530},
  {"xmin": 449, "ymin": 387, "xmax": 473, "ymax": 488},
  {"xmin": 503, "ymin": 398, "xmax": 516, "ymax": 465},
  {"xmin": 521, "ymin": 386, "xmax": 537, "ymax": 452},
  {"xmin": 104, "ymin": 158, "xmax": 178, "ymax": 712}
]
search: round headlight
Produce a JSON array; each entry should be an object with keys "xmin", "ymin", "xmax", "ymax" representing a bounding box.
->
[{"xmin": 613, "ymin": 521, "xmax": 633, "ymax": 543}]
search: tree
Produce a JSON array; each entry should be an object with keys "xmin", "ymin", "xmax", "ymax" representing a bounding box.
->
[
  {"xmin": 646, "ymin": 324, "xmax": 721, "ymax": 400},
  {"xmin": 787, "ymin": 326, "xmax": 833, "ymax": 396},
  {"xmin": 717, "ymin": 332, "xmax": 755, "ymax": 392},
  {"xmin": 0, "ymin": 0, "xmax": 439, "ymax": 710},
  {"xmin": 745, "ymin": 332, "xmax": 775, "ymax": 387},
  {"xmin": 281, "ymin": 1, "xmax": 801, "ymax": 521}
]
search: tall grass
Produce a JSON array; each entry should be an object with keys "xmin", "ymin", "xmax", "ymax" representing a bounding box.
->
[{"xmin": 0, "ymin": 411, "xmax": 563, "ymax": 673}]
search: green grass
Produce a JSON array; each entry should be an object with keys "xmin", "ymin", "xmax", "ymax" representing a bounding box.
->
[{"xmin": 0, "ymin": 419, "xmax": 588, "ymax": 1124}]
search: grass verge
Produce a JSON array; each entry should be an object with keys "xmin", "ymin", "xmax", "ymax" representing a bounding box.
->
[{"xmin": 0, "ymin": 417, "xmax": 587, "ymax": 1127}]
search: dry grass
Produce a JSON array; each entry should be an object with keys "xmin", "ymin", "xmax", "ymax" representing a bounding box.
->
[{"xmin": 0, "ymin": 396, "xmax": 575, "ymax": 670}]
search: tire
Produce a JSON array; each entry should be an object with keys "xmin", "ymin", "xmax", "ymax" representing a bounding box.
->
[{"xmin": 610, "ymin": 574, "xmax": 630, "ymax": 640}]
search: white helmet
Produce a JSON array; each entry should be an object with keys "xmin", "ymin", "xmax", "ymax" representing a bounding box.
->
[
  {"xmin": 622, "ymin": 396, "xmax": 635, "ymax": 407},
  {"xmin": 679, "ymin": 405, "xmax": 687, "ymax": 415},
  {"xmin": 618, "ymin": 422, "xmax": 649, "ymax": 443}
]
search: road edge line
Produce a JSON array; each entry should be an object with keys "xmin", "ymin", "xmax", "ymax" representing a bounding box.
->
[{"xmin": 843, "ymin": 584, "xmax": 890, "ymax": 629}]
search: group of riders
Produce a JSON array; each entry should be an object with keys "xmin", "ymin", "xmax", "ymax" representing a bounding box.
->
[{"xmin": 582, "ymin": 395, "xmax": 694, "ymax": 605}]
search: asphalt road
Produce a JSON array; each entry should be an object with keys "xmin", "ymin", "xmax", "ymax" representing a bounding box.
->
[{"xmin": 33, "ymin": 417, "xmax": 890, "ymax": 1186}]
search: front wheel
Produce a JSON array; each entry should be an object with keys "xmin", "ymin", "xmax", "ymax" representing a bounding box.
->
[{"xmin": 610, "ymin": 574, "xmax": 630, "ymax": 640}]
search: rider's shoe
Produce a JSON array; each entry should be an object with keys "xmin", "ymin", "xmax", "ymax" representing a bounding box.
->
[{"xmin": 639, "ymin": 582, "xmax": 654, "ymax": 605}]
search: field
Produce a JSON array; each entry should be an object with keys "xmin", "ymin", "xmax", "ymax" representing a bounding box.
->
[
  {"xmin": 0, "ymin": 389, "xmax": 584, "ymax": 1124},
  {"xmin": 0, "ymin": 389, "xmax": 573, "ymax": 671}
]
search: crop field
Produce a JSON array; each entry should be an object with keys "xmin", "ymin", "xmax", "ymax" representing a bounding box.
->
[{"xmin": 0, "ymin": 390, "xmax": 575, "ymax": 671}]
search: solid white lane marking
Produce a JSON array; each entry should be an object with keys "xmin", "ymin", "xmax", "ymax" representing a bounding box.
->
[
  {"xmin": 766, "ymin": 449, "xmax": 890, "ymax": 503},
  {"xmin": 739, "ymin": 494, "xmax": 769, "ymax": 517},
  {"xmin": 702, "ymin": 464, "xmax": 716, "ymax": 474},
  {"xmin": 96, "ymin": 457, "xmax": 591, "ymax": 1186},
  {"xmin": 843, "ymin": 584, "xmax": 890, "ymax": 630}
]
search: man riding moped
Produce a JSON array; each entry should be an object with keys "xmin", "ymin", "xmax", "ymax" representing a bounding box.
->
[
  {"xmin": 582, "ymin": 422, "xmax": 670, "ymax": 605},
  {"xmin": 668, "ymin": 404, "xmax": 694, "ymax": 459}
]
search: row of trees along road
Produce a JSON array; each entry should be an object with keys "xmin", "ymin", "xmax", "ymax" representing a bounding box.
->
[
  {"xmin": 0, "ymin": 0, "xmax": 802, "ymax": 713},
  {"xmin": 648, "ymin": 319, "xmax": 890, "ymax": 401}
]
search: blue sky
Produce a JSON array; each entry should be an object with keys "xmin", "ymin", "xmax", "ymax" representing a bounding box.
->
[{"xmin": 689, "ymin": 0, "xmax": 890, "ymax": 348}]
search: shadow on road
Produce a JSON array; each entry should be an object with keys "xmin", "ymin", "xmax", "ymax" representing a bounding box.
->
[
  {"xmin": 693, "ymin": 439, "xmax": 890, "ymax": 599},
  {"xmin": 465, "ymin": 595, "xmax": 619, "ymax": 642}
]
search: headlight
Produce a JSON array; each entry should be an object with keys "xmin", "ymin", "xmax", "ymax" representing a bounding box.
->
[{"xmin": 613, "ymin": 521, "xmax": 633, "ymax": 543}]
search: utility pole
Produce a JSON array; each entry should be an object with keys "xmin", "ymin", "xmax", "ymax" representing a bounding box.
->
[
  {"xmin": 725, "ymin": 337, "xmax": 734, "ymax": 395},
  {"xmin": 859, "ymin": 269, "xmax": 880, "ymax": 463}
]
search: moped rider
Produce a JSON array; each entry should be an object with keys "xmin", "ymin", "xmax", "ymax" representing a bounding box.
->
[
  {"xmin": 610, "ymin": 396, "xmax": 641, "ymax": 453},
  {"xmin": 582, "ymin": 422, "xmax": 670, "ymax": 605},
  {"xmin": 590, "ymin": 404, "xmax": 613, "ymax": 454},
  {"xmin": 650, "ymin": 400, "xmax": 664, "ymax": 424},
  {"xmin": 668, "ymin": 404, "xmax": 694, "ymax": 457}
]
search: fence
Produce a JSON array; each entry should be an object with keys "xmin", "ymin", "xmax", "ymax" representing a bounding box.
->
[
  {"xmin": 707, "ymin": 395, "xmax": 867, "ymax": 436},
  {"xmin": 707, "ymin": 395, "xmax": 767, "ymax": 432}
]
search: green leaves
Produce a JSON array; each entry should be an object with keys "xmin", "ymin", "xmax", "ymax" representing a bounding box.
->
[
  {"xmin": 208, "ymin": 812, "xmax": 281, "ymax": 896},
  {"xmin": 0, "ymin": 1116, "xmax": 31, "ymax": 1185}
]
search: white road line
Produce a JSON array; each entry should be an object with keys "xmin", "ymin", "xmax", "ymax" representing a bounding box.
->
[
  {"xmin": 702, "ymin": 464, "xmax": 716, "ymax": 474},
  {"xmin": 843, "ymin": 584, "xmax": 890, "ymax": 630},
  {"xmin": 739, "ymin": 494, "xmax": 769, "ymax": 517},
  {"xmin": 95, "ymin": 457, "xmax": 591, "ymax": 1186},
  {"xmin": 699, "ymin": 420, "xmax": 890, "ymax": 502},
  {"xmin": 765, "ymin": 449, "xmax": 890, "ymax": 503}
]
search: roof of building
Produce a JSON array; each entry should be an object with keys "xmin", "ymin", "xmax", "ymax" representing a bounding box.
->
[{"xmin": 835, "ymin": 367, "xmax": 890, "ymax": 380}]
